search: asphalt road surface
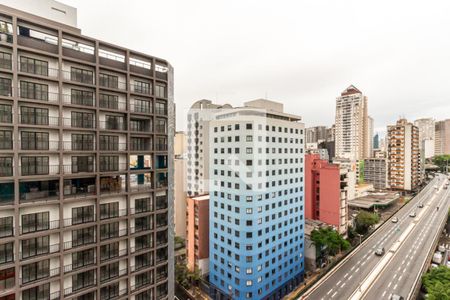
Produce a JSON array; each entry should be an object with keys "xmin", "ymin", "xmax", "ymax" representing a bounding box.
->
[{"xmin": 302, "ymin": 174, "xmax": 450, "ymax": 300}]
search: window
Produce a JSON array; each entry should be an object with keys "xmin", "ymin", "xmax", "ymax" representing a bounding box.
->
[
  {"xmin": 22, "ymin": 283, "xmax": 50, "ymax": 300},
  {"xmin": 0, "ymin": 157, "xmax": 12, "ymax": 176},
  {"xmin": 20, "ymin": 81, "xmax": 48, "ymax": 101},
  {"xmin": 72, "ymin": 270, "xmax": 95, "ymax": 291},
  {"xmin": 155, "ymin": 82, "xmax": 166, "ymax": 98},
  {"xmin": 133, "ymin": 80, "xmax": 151, "ymax": 94},
  {"xmin": 105, "ymin": 115, "xmax": 124, "ymax": 130},
  {"xmin": 100, "ymin": 242, "xmax": 119, "ymax": 262},
  {"xmin": 71, "ymin": 156, "xmax": 94, "ymax": 173},
  {"xmin": 99, "ymin": 93, "xmax": 119, "ymax": 109},
  {"xmin": 99, "ymin": 135, "xmax": 119, "ymax": 151},
  {"xmin": 21, "ymin": 259, "xmax": 49, "ymax": 284},
  {"xmin": 135, "ymin": 197, "xmax": 153, "ymax": 213},
  {"xmin": 72, "ymin": 226, "xmax": 95, "ymax": 247},
  {"xmin": 100, "ymin": 202, "xmax": 119, "ymax": 219},
  {"xmin": 0, "ymin": 104, "xmax": 12, "ymax": 123},
  {"xmin": 72, "ymin": 248, "xmax": 95, "ymax": 270},
  {"xmin": 0, "ymin": 242, "xmax": 13, "ymax": 264},
  {"xmin": 21, "ymin": 212, "xmax": 49, "ymax": 234},
  {"xmin": 71, "ymin": 67, "xmax": 94, "ymax": 84},
  {"xmin": 99, "ymin": 73, "xmax": 118, "ymax": 89},
  {"xmin": 0, "ymin": 52, "xmax": 12, "ymax": 70},
  {"xmin": 156, "ymin": 118, "xmax": 167, "ymax": 133},
  {"xmin": 71, "ymin": 89, "xmax": 94, "ymax": 106},
  {"xmin": 101, "ymin": 283, "xmax": 119, "ymax": 300},
  {"xmin": 0, "ymin": 216, "xmax": 13, "ymax": 237},
  {"xmin": 71, "ymin": 134, "xmax": 94, "ymax": 151},
  {"xmin": 21, "ymin": 156, "xmax": 49, "ymax": 176},
  {"xmin": 0, "ymin": 78, "xmax": 12, "ymax": 96},
  {"xmin": 72, "ymin": 205, "xmax": 95, "ymax": 224},
  {"xmin": 71, "ymin": 111, "xmax": 94, "ymax": 128},
  {"xmin": 100, "ymin": 262, "xmax": 119, "ymax": 282},
  {"xmin": 100, "ymin": 222, "xmax": 119, "ymax": 240},
  {"xmin": 21, "ymin": 132, "xmax": 49, "ymax": 150},
  {"xmin": 99, "ymin": 156, "xmax": 119, "ymax": 172},
  {"xmin": 21, "ymin": 236, "xmax": 49, "ymax": 259},
  {"xmin": 133, "ymin": 98, "xmax": 151, "ymax": 113},
  {"xmin": 20, "ymin": 107, "xmax": 48, "ymax": 125},
  {"xmin": 155, "ymin": 101, "xmax": 167, "ymax": 115},
  {"xmin": 20, "ymin": 56, "xmax": 48, "ymax": 76}
]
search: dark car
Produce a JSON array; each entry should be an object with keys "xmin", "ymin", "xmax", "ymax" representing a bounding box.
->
[{"xmin": 418, "ymin": 203, "xmax": 424, "ymax": 208}]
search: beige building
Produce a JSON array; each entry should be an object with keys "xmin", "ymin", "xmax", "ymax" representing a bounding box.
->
[
  {"xmin": 366, "ymin": 116, "xmax": 374, "ymax": 158},
  {"xmin": 387, "ymin": 119, "xmax": 421, "ymax": 191},
  {"xmin": 174, "ymin": 132, "xmax": 186, "ymax": 238},
  {"xmin": 335, "ymin": 85, "xmax": 369, "ymax": 161},
  {"xmin": 364, "ymin": 158, "xmax": 389, "ymax": 190},
  {"xmin": 435, "ymin": 119, "xmax": 450, "ymax": 156},
  {"xmin": 414, "ymin": 118, "xmax": 435, "ymax": 159}
]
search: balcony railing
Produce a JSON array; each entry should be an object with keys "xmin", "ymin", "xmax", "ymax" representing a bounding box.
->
[
  {"xmin": 99, "ymin": 143, "xmax": 127, "ymax": 151},
  {"xmin": 63, "ymin": 141, "xmax": 95, "ymax": 151},
  {"xmin": 63, "ymin": 164, "xmax": 95, "ymax": 174},
  {"xmin": 130, "ymin": 84, "xmax": 151, "ymax": 95},
  {"xmin": 63, "ymin": 118, "xmax": 96, "ymax": 129},
  {"xmin": 19, "ymin": 63, "xmax": 59, "ymax": 78},
  {"xmin": 50, "ymin": 291, "xmax": 60, "ymax": 300},
  {"xmin": 130, "ymin": 103, "xmax": 152, "ymax": 114},
  {"xmin": 20, "ymin": 189, "xmax": 59, "ymax": 203},
  {"xmin": 64, "ymin": 185, "xmax": 96, "ymax": 199},
  {"xmin": 62, "ymin": 70, "xmax": 95, "ymax": 85},
  {"xmin": 20, "ymin": 140, "xmax": 60, "ymax": 151},
  {"xmin": 129, "ymin": 183, "xmax": 152, "ymax": 192},
  {"xmin": 63, "ymin": 216, "xmax": 96, "ymax": 227},
  {"xmin": 18, "ymin": 88, "xmax": 59, "ymax": 103},
  {"xmin": 20, "ymin": 266, "xmax": 60, "ymax": 284},
  {"xmin": 19, "ymin": 243, "xmax": 60, "ymax": 260},
  {"xmin": 155, "ymin": 143, "xmax": 168, "ymax": 151},
  {"xmin": 19, "ymin": 165, "xmax": 60, "ymax": 176},
  {"xmin": 62, "ymin": 93, "xmax": 95, "ymax": 107},
  {"xmin": 98, "ymin": 121, "xmax": 127, "ymax": 131},
  {"xmin": 19, "ymin": 115, "xmax": 59, "ymax": 126},
  {"xmin": 20, "ymin": 220, "xmax": 60, "ymax": 234},
  {"xmin": 0, "ymin": 113, "xmax": 12, "ymax": 124}
]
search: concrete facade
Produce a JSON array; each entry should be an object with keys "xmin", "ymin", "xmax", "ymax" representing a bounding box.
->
[
  {"xmin": 364, "ymin": 158, "xmax": 388, "ymax": 190},
  {"xmin": 174, "ymin": 132, "xmax": 186, "ymax": 238},
  {"xmin": 435, "ymin": 119, "xmax": 450, "ymax": 156},
  {"xmin": 414, "ymin": 118, "xmax": 435, "ymax": 159}
]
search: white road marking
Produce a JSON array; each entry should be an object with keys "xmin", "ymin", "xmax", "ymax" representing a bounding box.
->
[
  {"xmin": 382, "ymin": 291, "xmax": 387, "ymax": 297},
  {"xmin": 331, "ymin": 291, "xmax": 337, "ymax": 298},
  {"xmin": 327, "ymin": 290, "xmax": 332, "ymax": 295},
  {"xmin": 388, "ymin": 282, "xmax": 392, "ymax": 288},
  {"xmin": 336, "ymin": 280, "xmax": 342, "ymax": 286},
  {"xmin": 393, "ymin": 284, "xmax": 398, "ymax": 289}
]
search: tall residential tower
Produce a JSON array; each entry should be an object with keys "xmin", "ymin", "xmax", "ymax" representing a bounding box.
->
[
  {"xmin": 0, "ymin": 2, "xmax": 173, "ymax": 299},
  {"xmin": 209, "ymin": 100, "xmax": 305, "ymax": 300}
]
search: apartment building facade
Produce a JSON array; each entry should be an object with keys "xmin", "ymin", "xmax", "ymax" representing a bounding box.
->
[
  {"xmin": 414, "ymin": 118, "xmax": 435, "ymax": 159},
  {"xmin": 334, "ymin": 85, "xmax": 369, "ymax": 161},
  {"xmin": 186, "ymin": 194, "xmax": 209, "ymax": 275},
  {"xmin": 304, "ymin": 154, "xmax": 346, "ymax": 235},
  {"xmin": 0, "ymin": 3, "xmax": 173, "ymax": 300},
  {"xmin": 387, "ymin": 119, "xmax": 421, "ymax": 191},
  {"xmin": 209, "ymin": 99, "xmax": 305, "ymax": 300},
  {"xmin": 435, "ymin": 119, "xmax": 450, "ymax": 156},
  {"xmin": 174, "ymin": 131, "xmax": 186, "ymax": 238},
  {"xmin": 363, "ymin": 158, "xmax": 388, "ymax": 190}
]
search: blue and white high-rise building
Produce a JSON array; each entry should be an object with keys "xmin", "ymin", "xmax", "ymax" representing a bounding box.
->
[{"xmin": 208, "ymin": 99, "xmax": 305, "ymax": 300}]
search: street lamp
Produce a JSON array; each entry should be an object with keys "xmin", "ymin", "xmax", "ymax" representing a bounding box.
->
[{"xmin": 357, "ymin": 233, "xmax": 363, "ymax": 245}]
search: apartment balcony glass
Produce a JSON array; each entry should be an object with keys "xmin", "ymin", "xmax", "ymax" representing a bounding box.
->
[
  {"xmin": 155, "ymin": 119, "xmax": 167, "ymax": 134},
  {"xmin": 20, "ymin": 235, "xmax": 58, "ymax": 260},
  {"xmin": 19, "ymin": 81, "xmax": 58, "ymax": 102},
  {"xmin": 99, "ymin": 202, "xmax": 120, "ymax": 220},
  {"xmin": 130, "ymin": 137, "xmax": 152, "ymax": 151},
  {"xmin": 0, "ymin": 52, "xmax": 12, "ymax": 70},
  {"xmin": 20, "ymin": 156, "xmax": 55, "ymax": 176},
  {"xmin": 68, "ymin": 205, "xmax": 95, "ymax": 226},
  {"xmin": 100, "ymin": 175, "xmax": 125, "ymax": 194},
  {"xmin": 0, "ymin": 216, "xmax": 13, "ymax": 237},
  {"xmin": 99, "ymin": 156, "xmax": 120, "ymax": 172},
  {"xmin": 155, "ymin": 101, "xmax": 167, "ymax": 115},
  {"xmin": 68, "ymin": 112, "xmax": 95, "ymax": 129},
  {"xmin": 19, "ymin": 180, "xmax": 59, "ymax": 203},
  {"xmin": 100, "ymin": 283, "xmax": 119, "ymax": 300},
  {"xmin": 100, "ymin": 222, "xmax": 119, "ymax": 241},
  {"xmin": 67, "ymin": 156, "xmax": 95, "ymax": 174},
  {"xmin": 0, "ymin": 77, "xmax": 12, "ymax": 97},
  {"xmin": 133, "ymin": 234, "xmax": 153, "ymax": 253},
  {"xmin": 20, "ymin": 131, "xmax": 57, "ymax": 151},
  {"xmin": 68, "ymin": 89, "xmax": 95, "ymax": 106},
  {"xmin": 100, "ymin": 262, "xmax": 119, "ymax": 282},
  {"xmin": 99, "ymin": 73, "xmax": 125, "ymax": 90},
  {"xmin": 64, "ymin": 67, "xmax": 94, "ymax": 85},
  {"xmin": 134, "ymin": 197, "xmax": 154, "ymax": 214},
  {"xmin": 70, "ymin": 226, "xmax": 96, "ymax": 249},
  {"xmin": 69, "ymin": 270, "xmax": 96, "ymax": 294},
  {"xmin": 21, "ymin": 259, "xmax": 52, "ymax": 284},
  {"xmin": 155, "ymin": 195, "xmax": 168, "ymax": 211},
  {"xmin": 0, "ymin": 242, "xmax": 13, "ymax": 265},
  {"xmin": 135, "ymin": 252, "xmax": 154, "ymax": 271},
  {"xmin": 156, "ymin": 283, "xmax": 168, "ymax": 299},
  {"xmin": 21, "ymin": 212, "xmax": 59, "ymax": 234},
  {"xmin": 20, "ymin": 107, "xmax": 58, "ymax": 126},
  {"xmin": 99, "ymin": 93, "xmax": 125, "ymax": 110},
  {"xmin": 156, "ymin": 231, "xmax": 168, "ymax": 247},
  {"xmin": 133, "ymin": 215, "xmax": 153, "ymax": 233},
  {"xmin": 156, "ymin": 213, "xmax": 168, "ymax": 229},
  {"xmin": 130, "ymin": 119, "xmax": 151, "ymax": 132},
  {"xmin": 130, "ymin": 173, "xmax": 152, "ymax": 192},
  {"xmin": 156, "ymin": 172, "xmax": 168, "ymax": 188},
  {"xmin": 100, "ymin": 242, "xmax": 119, "ymax": 262},
  {"xmin": 131, "ymin": 99, "xmax": 152, "ymax": 114},
  {"xmin": 66, "ymin": 248, "xmax": 95, "ymax": 273},
  {"xmin": 0, "ymin": 267, "xmax": 14, "ymax": 293},
  {"xmin": 156, "ymin": 248, "xmax": 167, "ymax": 265},
  {"xmin": 99, "ymin": 115, "xmax": 126, "ymax": 131},
  {"xmin": 19, "ymin": 56, "xmax": 58, "ymax": 77},
  {"xmin": 22, "ymin": 283, "xmax": 52, "ymax": 300},
  {"xmin": 155, "ymin": 137, "xmax": 168, "ymax": 151},
  {"xmin": 156, "ymin": 265, "xmax": 168, "ymax": 283},
  {"xmin": 134, "ymin": 271, "xmax": 154, "ymax": 290},
  {"xmin": 68, "ymin": 134, "xmax": 95, "ymax": 151}
]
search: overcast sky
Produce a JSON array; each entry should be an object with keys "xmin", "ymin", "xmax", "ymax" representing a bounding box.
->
[{"xmin": 60, "ymin": 0, "xmax": 450, "ymax": 134}]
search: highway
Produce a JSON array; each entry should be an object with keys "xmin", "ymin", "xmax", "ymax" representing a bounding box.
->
[{"xmin": 302, "ymin": 174, "xmax": 450, "ymax": 300}]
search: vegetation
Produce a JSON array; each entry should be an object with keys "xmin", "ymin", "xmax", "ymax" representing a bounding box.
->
[
  {"xmin": 422, "ymin": 266, "xmax": 450, "ymax": 300},
  {"xmin": 354, "ymin": 211, "xmax": 380, "ymax": 234},
  {"xmin": 358, "ymin": 160, "xmax": 365, "ymax": 184},
  {"xmin": 175, "ymin": 262, "xmax": 202, "ymax": 289},
  {"xmin": 432, "ymin": 155, "xmax": 450, "ymax": 172},
  {"xmin": 310, "ymin": 226, "xmax": 350, "ymax": 257}
]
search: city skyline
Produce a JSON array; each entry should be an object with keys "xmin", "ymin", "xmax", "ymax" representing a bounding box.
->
[{"xmin": 58, "ymin": 0, "xmax": 450, "ymax": 133}]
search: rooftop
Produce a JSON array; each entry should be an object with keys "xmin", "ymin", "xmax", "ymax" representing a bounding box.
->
[{"xmin": 348, "ymin": 191, "xmax": 401, "ymax": 209}]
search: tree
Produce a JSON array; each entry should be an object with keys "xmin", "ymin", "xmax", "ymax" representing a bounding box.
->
[
  {"xmin": 175, "ymin": 262, "xmax": 202, "ymax": 289},
  {"xmin": 422, "ymin": 266, "xmax": 450, "ymax": 300},
  {"xmin": 310, "ymin": 226, "xmax": 350, "ymax": 257},
  {"xmin": 354, "ymin": 211, "xmax": 380, "ymax": 234},
  {"xmin": 433, "ymin": 155, "xmax": 450, "ymax": 172}
]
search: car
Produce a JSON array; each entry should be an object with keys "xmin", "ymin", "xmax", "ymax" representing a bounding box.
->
[
  {"xmin": 389, "ymin": 294, "xmax": 404, "ymax": 300},
  {"xmin": 391, "ymin": 217, "xmax": 399, "ymax": 223},
  {"xmin": 418, "ymin": 203, "xmax": 424, "ymax": 208},
  {"xmin": 375, "ymin": 247, "xmax": 385, "ymax": 256},
  {"xmin": 409, "ymin": 211, "xmax": 416, "ymax": 217}
]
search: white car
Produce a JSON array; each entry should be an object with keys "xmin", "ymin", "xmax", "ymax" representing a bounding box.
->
[
  {"xmin": 391, "ymin": 217, "xmax": 399, "ymax": 223},
  {"xmin": 409, "ymin": 211, "xmax": 416, "ymax": 217}
]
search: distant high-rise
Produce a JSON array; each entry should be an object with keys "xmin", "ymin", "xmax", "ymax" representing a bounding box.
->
[
  {"xmin": 387, "ymin": 119, "xmax": 421, "ymax": 191},
  {"xmin": 435, "ymin": 119, "xmax": 450, "ymax": 156},
  {"xmin": 174, "ymin": 132, "xmax": 187, "ymax": 238},
  {"xmin": 209, "ymin": 99, "xmax": 305, "ymax": 299},
  {"xmin": 373, "ymin": 133, "xmax": 380, "ymax": 150},
  {"xmin": 366, "ymin": 116, "xmax": 374, "ymax": 157},
  {"xmin": 414, "ymin": 118, "xmax": 435, "ymax": 159},
  {"xmin": 306, "ymin": 126, "xmax": 327, "ymax": 143},
  {"xmin": 335, "ymin": 85, "xmax": 369, "ymax": 160}
]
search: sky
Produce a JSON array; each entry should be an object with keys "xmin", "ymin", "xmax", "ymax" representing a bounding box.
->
[{"xmin": 60, "ymin": 0, "xmax": 450, "ymax": 134}]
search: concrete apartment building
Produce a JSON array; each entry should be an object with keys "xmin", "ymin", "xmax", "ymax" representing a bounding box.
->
[
  {"xmin": 364, "ymin": 158, "xmax": 388, "ymax": 190},
  {"xmin": 387, "ymin": 119, "xmax": 421, "ymax": 191},
  {"xmin": 186, "ymin": 194, "xmax": 209, "ymax": 275},
  {"xmin": 186, "ymin": 100, "xmax": 232, "ymax": 197},
  {"xmin": 334, "ymin": 85, "xmax": 369, "ymax": 161},
  {"xmin": 208, "ymin": 99, "xmax": 305, "ymax": 300},
  {"xmin": 414, "ymin": 118, "xmax": 435, "ymax": 159},
  {"xmin": 305, "ymin": 154, "xmax": 347, "ymax": 235},
  {"xmin": 366, "ymin": 116, "xmax": 374, "ymax": 158},
  {"xmin": 174, "ymin": 132, "xmax": 186, "ymax": 238},
  {"xmin": 0, "ymin": 1, "xmax": 173, "ymax": 299},
  {"xmin": 305, "ymin": 126, "xmax": 327, "ymax": 144},
  {"xmin": 435, "ymin": 119, "xmax": 450, "ymax": 156}
]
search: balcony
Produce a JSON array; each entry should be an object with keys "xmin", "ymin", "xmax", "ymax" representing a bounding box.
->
[
  {"xmin": 20, "ymin": 140, "xmax": 60, "ymax": 151},
  {"xmin": 155, "ymin": 142, "xmax": 167, "ymax": 152},
  {"xmin": 155, "ymin": 196, "xmax": 167, "ymax": 211},
  {"xmin": 131, "ymin": 102, "xmax": 152, "ymax": 114},
  {"xmin": 0, "ymin": 112, "xmax": 12, "ymax": 124},
  {"xmin": 155, "ymin": 173, "xmax": 168, "ymax": 189},
  {"xmin": 0, "ymin": 55, "xmax": 11, "ymax": 70},
  {"xmin": 99, "ymin": 96, "xmax": 126, "ymax": 111},
  {"xmin": 156, "ymin": 266, "xmax": 168, "ymax": 283},
  {"xmin": 62, "ymin": 92, "xmax": 95, "ymax": 107},
  {"xmin": 63, "ymin": 141, "xmax": 95, "ymax": 151},
  {"xmin": 156, "ymin": 214, "xmax": 168, "ymax": 229},
  {"xmin": 130, "ymin": 83, "xmax": 151, "ymax": 95},
  {"xmin": 19, "ymin": 180, "xmax": 59, "ymax": 203},
  {"xmin": 63, "ymin": 117, "xmax": 95, "ymax": 129},
  {"xmin": 19, "ymin": 115, "xmax": 59, "ymax": 126},
  {"xmin": 99, "ymin": 120, "xmax": 127, "ymax": 131},
  {"xmin": 18, "ymin": 88, "xmax": 59, "ymax": 103},
  {"xmin": 19, "ymin": 243, "xmax": 60, "ymax": 260},
  {"xmin": 62, "ymin": 69, "xmax": 95, "ymax": 85},
  {"xmin": 63, "ymin": 178, "xmax": 96, "ymax": 199},
  {"xmin": 20, "ymin": 266, "xmax": 60, "ymax": 285},
  {"xmin": 20, "ymin": 165, "xmax": 60, "ymax": 176},
  {"xmin": 19, "ymin": 62, "xmax": 59, "ymax": 78},
  {"xmin": 99, "ymin": 142, "xmax": 127, "ymax": 152},
  {"xmin": 20, "ymin": 219, "xmax": 59, "ymax": 234},
  {"xmin": 63, "ymin": 164, "xmax": 95, "ymax": 174},
  {"xmin": 100, "ymin": 176, "xmax": 125, "ymax": 195}
]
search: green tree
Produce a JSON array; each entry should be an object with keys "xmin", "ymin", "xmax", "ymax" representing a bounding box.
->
[
  {"xmin": 175, "ymin": 262, "xmax": 202, "ymax": 289},
  {"xmin": 310, "ymin": 226, "xmax": 350, "ymax": 257},
  {"xmin": 355, "ymin": 211, "xmax": 380, "ymax": 234},
  {"xmin": 422, "ymin": 266, "xmax": 450, "ymax": 300},
  {"xmin": 433, "ymin": 155, "xmax": 450, "ymax": 172}
]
